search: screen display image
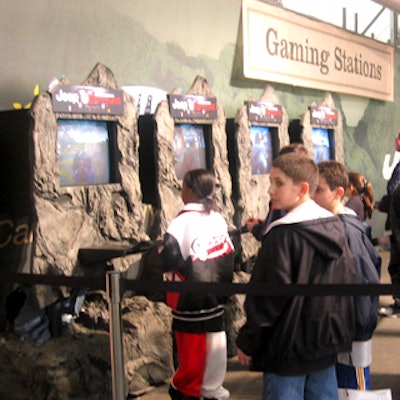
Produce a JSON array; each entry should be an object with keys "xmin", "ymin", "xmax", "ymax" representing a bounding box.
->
[
  {"xmin": 57, "ymin": 119, "xmax": 110, "ymax": 187},
  {"xmin": 312, "ymin": 128, "xmax": 331, "ymax": 163},
  {"xmin": 250, "ymin": 125, "xmax": 273, "ymax": 175},
  {"xmin": 173, "ymin": 123, "xmax": 207, "ymax": 180}
]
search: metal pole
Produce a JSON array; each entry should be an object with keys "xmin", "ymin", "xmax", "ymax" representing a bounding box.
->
[
  {"xmin": 355, "ymin": 13, "xmax": 358, "ymax": 34},
  {"xmin": 106, "ymin": 271, "xmax": 126, "ymax": 400},
  {"xmin": 342, "ymin": 7, "xmax": 347, "ymax": 30},
  {"xmin": 361, "ymin": 6, "xmax": 386, "ymax": 35}
]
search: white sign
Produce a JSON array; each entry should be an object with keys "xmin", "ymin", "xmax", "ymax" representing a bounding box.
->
[
  {"xmin": 122, "ymin": 86, "xmax": 167, "ymax": 115},
  {"xmin": 242, "ymin": 0, "xmax": 394, "ymax": 102}
]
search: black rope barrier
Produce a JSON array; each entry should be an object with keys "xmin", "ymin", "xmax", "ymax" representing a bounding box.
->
[
  {"xmin": 2, "ymin": 267, "xmax": 399, "ymax": 400},
  {"xmin": 1, "ymin": 271, "xmax": 400, "ymax": 297},
  {"xmin": 122, "ymin": 280, "xmax": 400, "ymax": 296},
  {"xmin": 0, "ymin": 271, "xmax": 105, "ymax": 291}
]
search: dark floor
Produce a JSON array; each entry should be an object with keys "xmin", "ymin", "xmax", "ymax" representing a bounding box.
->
[{"xmin": 138, "ymin": 249, "xmax": 400, "ymax": 400}]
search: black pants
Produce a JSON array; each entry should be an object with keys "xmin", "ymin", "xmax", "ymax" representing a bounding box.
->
[{"xmin": 389, "ymin": 235, "xmax": 400, "ymax": 303}]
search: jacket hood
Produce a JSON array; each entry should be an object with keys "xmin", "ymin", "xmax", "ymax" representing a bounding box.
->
[
  {"xmin": 267, "ymin": 199, "xmax": 346, "ymax": 260},
  {"xmin": 339, "ymin": 206, "xmax": 374, "ymax": 242}
]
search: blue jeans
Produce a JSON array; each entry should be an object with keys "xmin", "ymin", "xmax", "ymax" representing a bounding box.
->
[{"xmin": 262, "ymin": 365, "xmax": 338, "ymax": 400}]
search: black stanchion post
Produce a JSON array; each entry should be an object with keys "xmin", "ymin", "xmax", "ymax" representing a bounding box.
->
[{"xmin": 106, "ymin": 271, "xmax": 126, "ymax": 400}]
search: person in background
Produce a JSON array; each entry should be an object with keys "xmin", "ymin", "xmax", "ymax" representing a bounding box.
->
[
  {"xmin": 237, "ymin": 154, "xmax": 355, "ymax": 400},
  {"xmin": 245, "ymin": 143, "xmax": 309, "ymax": 241},
  {"xmin": 374, "ymin": 133, "xmax": 400, "ymax": 315},
  {"xmin": 374, "ymin": 131, "xmax": 400, "ymax": 231},
  {"xmin": 379, "ymin": 184, "xmax": 400, "ymax": 317},
  {"xmin": 314, "ymin": 161, "xmax": 381, "ymax": 392},
  {"xmin": 161, "ymin": 169, "xmax": 235, "ymax": 400},
  {"xmin": 345, "ymin": 172, "xmax": 374, "ymax": 221}
]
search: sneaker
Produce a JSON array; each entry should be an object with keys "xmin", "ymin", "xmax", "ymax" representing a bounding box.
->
[
  {"xmin": 202, "ymin": 386, "xmax": 230, "ymax": 400},
  {"xmin": 378, "ymin": 303, "xmax": 400, "ymax": 317},
  {"xmin": 168, "ymin": 384, "xmax": 200, "ymax": 400}
]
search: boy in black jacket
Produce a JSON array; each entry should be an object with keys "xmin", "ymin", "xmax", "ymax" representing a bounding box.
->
[
  {"xmin": 314, "ymin": 161, "xmax": 381, "ymax": 391},
  {"xmin": 237, "ymin": 154, "xmax": 355, "ymax": 400}
]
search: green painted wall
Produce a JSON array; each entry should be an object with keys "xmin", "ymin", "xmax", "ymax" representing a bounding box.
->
[{"xmin": 1, "ymin": 0, "xmax": 398, "ymax": 236}]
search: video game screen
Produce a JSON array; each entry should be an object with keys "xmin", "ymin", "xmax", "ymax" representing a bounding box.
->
[
  {"xmin": 250, "ymin": 125, "xmax": 273, "ymax": 175},
  {"xmin": 57, "ymin": 119, "xmax": 111, "ymax": 187},
  {"xmin": 173, "ymin": 123, "xmax": 207, "ymax": 180},
  {"xmin": 312, "ymin": 127, "xmax": 331, "ymax": 163}
]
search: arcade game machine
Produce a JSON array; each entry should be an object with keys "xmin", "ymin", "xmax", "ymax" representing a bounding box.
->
[
  {"xmin": 10, "ymin": 64, "xmax": 148, "ymax": 312},
  {"xmin": 138, "ymin": 76, "xmax": 239, "ymax": 357},
  {"xmin": 300, "ymin": 92, "xmax": 344, "ymax": 164},
  {"xmin": 226, "ymin": 85, "xmax": 289, "ymax": 271},
  {"xmin": 138, "ymin": 76, "xmax": 235, "ymax": 237}
]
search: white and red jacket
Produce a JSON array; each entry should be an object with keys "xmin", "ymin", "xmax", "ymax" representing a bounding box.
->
[{"xmin": 162, "ymin": 203, "xmax": 235, "ymax": 333}]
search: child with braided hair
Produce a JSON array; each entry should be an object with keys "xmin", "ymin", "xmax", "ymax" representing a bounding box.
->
[
  {"xmin": 345, "ymin": 172, "xmax": 374, "ymax": 221},
  {"xmin": 162, "ymin": 169, "xmax": 235, "ymax": 400}
]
